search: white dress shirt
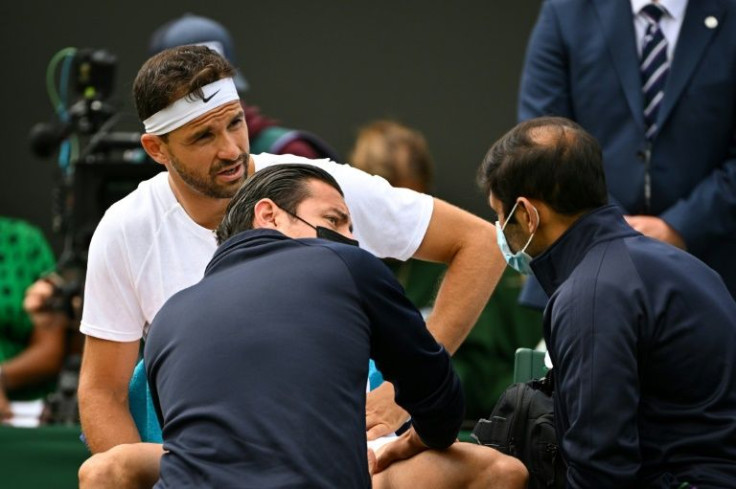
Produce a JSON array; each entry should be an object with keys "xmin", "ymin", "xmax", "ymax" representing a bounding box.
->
[{"xmin": 631, "ymin": 0, "xmax": 688, "ymax": 59}]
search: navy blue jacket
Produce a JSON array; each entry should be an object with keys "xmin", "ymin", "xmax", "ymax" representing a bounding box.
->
[
  {"xmin": 532, "ymin": 205, "xmax": 736, "ymax": 488},
  {"xmin": 144, "ymin": 229, "xmax": 464, "ymax": 488},
  {"xmin": 519, "ymin": 0, "xmax": 736, "ymax": 299}
]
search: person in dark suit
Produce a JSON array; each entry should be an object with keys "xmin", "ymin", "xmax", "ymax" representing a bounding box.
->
[{"xmin": 518, "ymin": 0, "xmax": 736, "ymax": 303}]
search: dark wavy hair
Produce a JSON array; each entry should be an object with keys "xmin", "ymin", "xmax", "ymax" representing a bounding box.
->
[
  {"xmin": 216, "ymin": 164, "xmax": 344, "ymax": 245},
  {"xmin": 133, "ymin": 44, "xmax": 236, "ymax": 122}
]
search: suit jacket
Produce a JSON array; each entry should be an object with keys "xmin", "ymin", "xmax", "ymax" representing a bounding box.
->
[{"xmin": 519, "ymin": 0, "xmax": 736, "ymax": 298}]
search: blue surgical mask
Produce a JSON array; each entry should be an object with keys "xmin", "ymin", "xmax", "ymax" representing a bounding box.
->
[{"xmin": 495, "ymin": 201, "xmax": 538, "ymax": 275}]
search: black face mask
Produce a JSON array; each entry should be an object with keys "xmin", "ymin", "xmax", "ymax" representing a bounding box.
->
[
  {"xmin": 315, "ymin": 226, "xmax": 360, "ymax": 247},
  {"xmin": 288, "ymin": 212, "xmax": 360, "ymax": 247}
]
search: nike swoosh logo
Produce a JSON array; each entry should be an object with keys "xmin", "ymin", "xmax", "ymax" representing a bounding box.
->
[{"xmin": 202, "ymin": 89, "xmax": 220, "ymax": 103}]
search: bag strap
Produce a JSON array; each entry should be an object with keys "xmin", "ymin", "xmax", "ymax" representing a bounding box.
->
[{"xmin": 532, "ymin": 368, "xmax": 555, "ymax": 396}]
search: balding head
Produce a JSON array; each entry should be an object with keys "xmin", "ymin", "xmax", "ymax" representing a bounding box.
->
[
  {"xmin": 477, "ymin": 116, "xmax": 608, "ymax": 219},
  {"xmin": 527, "ymin": 122, "xmax": 578, "ymax": 148}
]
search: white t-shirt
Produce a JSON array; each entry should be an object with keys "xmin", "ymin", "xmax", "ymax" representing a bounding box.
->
[{"xmin": 80, "ymin": 153, "xmax": 434, "ymax": 342}]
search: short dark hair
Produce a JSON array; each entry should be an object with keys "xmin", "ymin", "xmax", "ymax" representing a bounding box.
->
[
  {"xmin": 477, "ymin": 116, "xmax": 608, "ymax": 219},
  {"xmin": 216, "ymin": 164, "xmax": 345, "ymax": 244},
  {"xmin": 133, "ymin": 44, "xmax": 236, "ymax": 122}
]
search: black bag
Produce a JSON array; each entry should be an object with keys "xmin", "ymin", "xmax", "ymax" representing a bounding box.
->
[{"xmin": 471, "ymin": 369, "xmax": 566, "ymax": 489}]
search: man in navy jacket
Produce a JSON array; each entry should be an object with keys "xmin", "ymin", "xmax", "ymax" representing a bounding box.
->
[
  {"xmin": 149, "ymin": 163, "xmax": 465, "ymax": 488},
  {"xmin": 518, "ymin": 0, "xmax": 736, "ymax": 302},
  {"xmin": 78, "ymin": 164, "xmax": 528, "ymax": 489},
  {"xmin": 479, "ymin": 117, "xmax": 736, "ymax": 488}
]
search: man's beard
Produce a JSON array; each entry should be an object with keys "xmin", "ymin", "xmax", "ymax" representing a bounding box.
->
[{"xmin": 169, "ymin": 153, "xmax": 248, "ymax": 199}]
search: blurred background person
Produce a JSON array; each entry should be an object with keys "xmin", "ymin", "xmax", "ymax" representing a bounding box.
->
[
  {"xmin": 0, "ymin": 217, "xmax": 66, "ymax": 427},
  {"xmin": 350, "ymin": 120, "xmax": 543, "ymax": 423},
  {"xmin": 149, "ymin": 13, "xmax": 341, "ymax": 161}
]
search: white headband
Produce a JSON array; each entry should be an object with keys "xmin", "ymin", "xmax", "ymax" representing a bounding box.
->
[{"xmin": 143, "ymin": 77, "xmax": 240, "ymax": 135}]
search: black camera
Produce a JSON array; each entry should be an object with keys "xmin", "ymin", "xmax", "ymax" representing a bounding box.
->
[
  {"xmin": 28, "ymin": 48, "xmax": 163, "ymax": 425},
  {"xmin": 30, "ymin": 47, "xmax": 162, "ymax": 318},
  {"xmin": 30, "ymin": 49, "xmax": 127, "ymax": 159}
]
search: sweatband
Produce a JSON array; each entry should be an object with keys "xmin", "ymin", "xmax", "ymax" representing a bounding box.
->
[{"xmin": 143, "ymin": 77, "xmax": 240, "ymax": 135}]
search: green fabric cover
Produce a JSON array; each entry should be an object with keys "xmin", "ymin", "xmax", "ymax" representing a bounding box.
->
[{"xmin": 0, "ymin": 218, "xmax": 56, "ymax": 400}]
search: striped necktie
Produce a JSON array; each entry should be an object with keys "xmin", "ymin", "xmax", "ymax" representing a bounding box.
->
[{"xmin": 640, "ymin": 3, "xmax": 669, "ymax": 140}]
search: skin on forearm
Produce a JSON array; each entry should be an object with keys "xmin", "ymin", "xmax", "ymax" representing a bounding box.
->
[
  {"xmin": 414, "ymin": 199, "xmax": 504, "ymax": 353},
  {"xmin": 1, "ymin": 313, "xmax": 67, "ymax": 391},
  {"xmin": 79, "ymin": 385, "xmax": 143, "ymax": 453},
  {"xmin": 78, "ymin": 336, "xmax": 142, "ymax": 453}
]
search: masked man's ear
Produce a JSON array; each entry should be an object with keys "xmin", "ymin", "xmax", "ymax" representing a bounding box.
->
[
  {"xmin": 140, "ymin": 134, "xmax": 169, "ymax": 166},
  {"xmin": 515, "ymin": 197, "xmax": 539, "ymax": 232},
  {"xmin": 252, "ymin": 199, "xmax": 279, "ymax": 229}
]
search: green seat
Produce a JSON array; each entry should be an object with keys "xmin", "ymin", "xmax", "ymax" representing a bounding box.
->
[
  {"xmin": 513, "ymin": 347, "xmax": 548, "ymax": 383},
  {"xmin": 463, "ymin": 348, "xmax": 548, "ymax": 443}
]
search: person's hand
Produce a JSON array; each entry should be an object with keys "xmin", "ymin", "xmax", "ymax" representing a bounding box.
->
[
  {"xmin": 625, "ymin": 215, "xmax": 686, "ymax": 249},
  {"xmin": 78, "ymin": 442, "xmax": 165, "ymax": 489},
  {"xmin": 0, "ymin": 387, "xmax": 12, "ymax": 422},
  {"xmin": 373, "ymin": 427, "xmax": 428, "ymax": 474},
  {"xmin": 367, "ymin": 448, "xmax": 377, "ymax": 476},
  {"xmin": 366, "ymin": 382, "xmax": 409, "ymax": 440},
  {"xmin": 23, "ymin": 279, "xmax": 56, "ymax": 319},
  {"xmin": 23, "ymin": 278, "xmax": 74, "ymax": 328}
]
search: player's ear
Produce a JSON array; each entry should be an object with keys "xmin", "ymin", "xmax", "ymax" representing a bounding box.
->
[{"xmin": 140, "ymin": 134, "xmax": 170, "ymax": 167}]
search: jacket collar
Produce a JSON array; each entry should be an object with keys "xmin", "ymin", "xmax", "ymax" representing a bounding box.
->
[
  {"xmin": 531, "ymin": 205, "xmax": 638, "ymax": 296},
  {"xmin": 205, "ymin": 228, "xmax": 292, "ymax": 276}
]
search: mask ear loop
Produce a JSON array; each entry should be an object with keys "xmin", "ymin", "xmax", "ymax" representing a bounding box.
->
[
  {"xmin": 518, "ymin": 202, "xmax": 540, "ymax": 254},
  {"xmin": 501, "ymin": 201, "xmax": 521, "ymax": 233}
]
